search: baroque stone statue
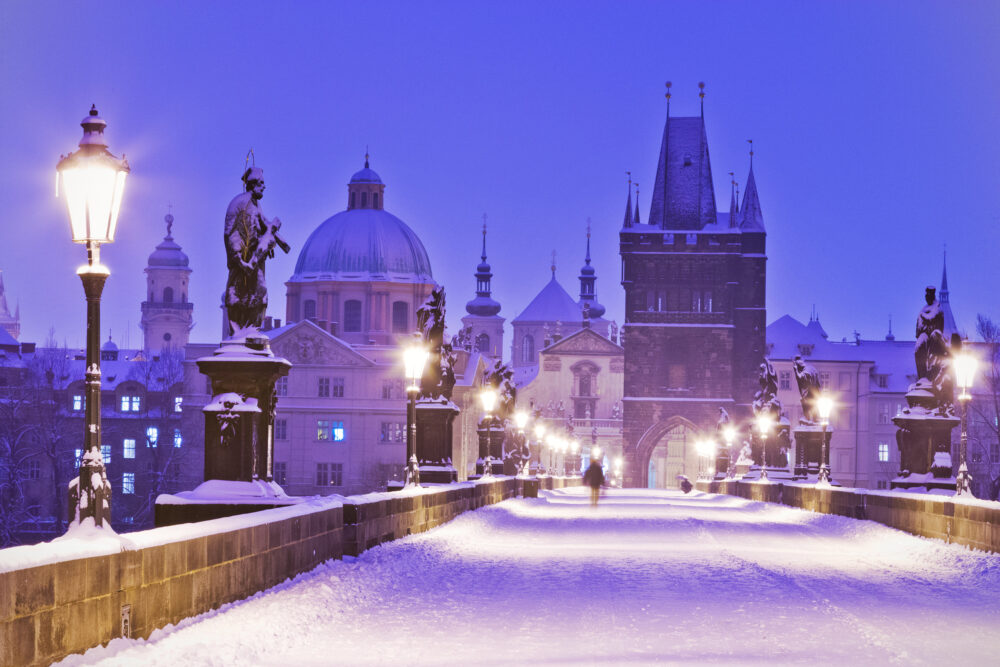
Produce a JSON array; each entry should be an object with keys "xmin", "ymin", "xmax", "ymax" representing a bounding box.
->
[
  {"xmin": 416, "ymin": 286, "xmax": 457, "ymax": 401},
  {"xmin": 912, "ymin": 286, "xmax": 953, "ymax": 414},
  {"xmin": 792, "ymin": 355, "xmax": 822, "ymax": 424},
  {"xmin": 224, "ymin": 166, "xmax": 290, "ymax": 337}
]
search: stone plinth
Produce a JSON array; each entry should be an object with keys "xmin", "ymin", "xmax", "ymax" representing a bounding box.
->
[
  {"xmin": 792, "ymin": 426, "xmax": 830, "ymax": 478},
  {"xmin": 892, "ymin": 410, "xmax": 958, "ymax": 491},
  {"xmin": 476, "ymin": 421, "xmax": 506, "ymax": 475},
  {"xmin": 415, "ymin": 399, "xmax": 459, "ymax": 483}
]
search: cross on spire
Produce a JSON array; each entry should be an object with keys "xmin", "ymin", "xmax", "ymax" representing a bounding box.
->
[
  {"xmin": 585, "ymin": 218, "xmax": 592, "ymax": 265},
  {"xmin": 481, "ymin": 213, "xmax": 488, "ymax": 262},
  {"xmin": 364, "ymin": 145, "xmax": 370, "ymax": 168},
  {"xmin": 551, "ymin": 250, "xmax": 557, "ymax": 278},
  {"xmin": 747, "ymin": 139, "xmax": 754, "ymax": 166}
]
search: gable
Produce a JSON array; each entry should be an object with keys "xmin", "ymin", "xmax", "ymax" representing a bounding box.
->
[
  {"xmin": 542, "ymin": 328, "xmax": 622, "ymax": 356},
  {"xmin": 269, "ymin": 321, "xmax": 374, "ymax": 367}
]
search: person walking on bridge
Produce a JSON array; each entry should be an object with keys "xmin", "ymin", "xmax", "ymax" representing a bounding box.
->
[{"xmin": 584, "ymin": 458, "xmax": 605, "ymax": 507}]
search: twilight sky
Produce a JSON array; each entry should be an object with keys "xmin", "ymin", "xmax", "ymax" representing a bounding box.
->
[{"xmin": 1, "ymin": 1, "xmax": 998, "ymax": 350}]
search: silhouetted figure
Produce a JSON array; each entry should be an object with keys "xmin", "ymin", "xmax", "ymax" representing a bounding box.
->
[
  {"xmin": 678, "ymin": 475, "xmax": 694, "ymax": 494},
  {"xmin": 584, "ymin": 459, "xmax": 605, "ymax": 507}
]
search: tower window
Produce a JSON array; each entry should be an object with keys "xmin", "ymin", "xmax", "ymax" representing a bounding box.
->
[
  {"xmin": 344, "ymin": 300, "xmax": 362, "ymax": 332},
  {"xmin": 521, "ymin": 335, "xmax": 535, "ymax": 363},
  {"xmin": 372, "ymin": 193, "xmax": 379, "ymax": 208},
  {"xmin": 361, "ymin": 192, "xmax": 368, "ymax": 208},
  {"xmin": 392, "ymin": 301, "xmax": 409, "ymax": 333},
  {"xmin": 350, "ymin": 192, "xmax": 356, "ymax": 209},
  {"xmin": 163, "ymin": 286, "xmax": 174, "ymax": 303},
  {"xmin": 476, "ymin": 333, "xmax": 490, "ymax": 354},
  {"xmin": 304, "ymin": 300, "xmax": 317, "ymax": 321}
]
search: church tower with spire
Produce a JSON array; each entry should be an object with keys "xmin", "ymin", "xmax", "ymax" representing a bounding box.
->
[
  {"xmin": 461, "ymin": 219, "xmax": 505, "ymax": 359},
  {"xmin": 618, "ymin": 83, "xmax": 767, "ymax": 487},
  {"xmin": 141, "ymin": 212, "xmax": 193, "ymax": 351}
]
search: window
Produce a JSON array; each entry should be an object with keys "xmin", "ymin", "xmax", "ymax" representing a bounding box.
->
[
  {"xmin": 380, "ymin": 422, "xmax": 405, "ymax": 442},
  {"xmin": 779, "ymin": 371, "xmax": 791, "ymax": 390},
  {"xmin": 875, "ymin": 374, "xmax": 889, "ymax": 389},
  {"xmin": 318, "ymin": 377, "xmax": 330, "ymax": 397},
  {"xmin": 819, "ymin": 372, "xmax": 831, "ymax": 389},
  {"xmin": 877, "ymin": 442, "xmax": 890, "ymax": 462},
  {"xmin": 877, "ymin": 403, "xmax": 891, "ymax": 425},
  {"xmin": 372, "ymin": 193, "xmax": 379, "ymax": 209},
  {"xmin": 74, "ymin": 449, "xmax": 82, "ymax": 469},
  {"xmin": 317, "ymin": 420, "xmax": 346, "ymax": 442},
  {"xmin": 72, "ymin": 395, "xmax": 83, "ymax": 411},
  {"xmin": 332, "ymin": 377, "xmax": 345, "ymax": 398},
  {"xmin": 317, "ymin": 419, "xmax": 330, "ymax": 441},
  {"xmin": 121, "ymin": 395, "xmax": 141, "ymax": 412},
  {"xmin": 316, "ymin": 462, "xmax": 343, "ymax": 486},
  {"xmin": 275, "ymin": 419, "xmax": 287, "ymax": 440},
  {"xmin": 686, "ymin": 233, "xmax": 697, "ymax": 245},
  {"xmin": 344, "ymin": 300, "xmax": 362, "ymax": 333},
  {"xmin": 173, "ymin": 429, "xmax": 183, "ymax": 448},
  {"xmin": 839, "ymin": 372, "xmax": 851, "ymax": 391},
  {"xmin": 392, "ymin": 301, "xmax": 409, "ymax": 333},
  {"xmin": 877, "ymin": 480, "xmax": 888, "ymax": 490},
  {"xmin": 304, "ymin": 299, "xmax": 317, "ymax": 321},
  {"xmin": 101, "ymin": 445, "xmax": 111, "ymax": 465},
  {"xmin": 123, "ymin": 439, "xmax": 136, "ymax": 459},
  {"xmin": 381, "ymin": 380, "xmax": 402, "ymax": 400},
  {"xmin": 350, "ymin": 192, "xmax": 356, "ymax": 208},
  {"xmin": 146, "ymin": 426, "xmax": 159, "ymax": 448},
  {"xmin": 476, "ymin": 333, "xmax": 490, "ymax": 354},
  {"xmin": 991, "ymin": 442, "xmax": 1000, "ymax": 464},
  {"xmin": 174, "ymin": 396, "xmax": 183, "ymax": 413},
  {"xmin": 361, "ymin": 191, "xmax": 368, "ymax": 207},
  {"xmin": 122, "ymin": 472, "xmax": 135, "ymax": 495},
  {"xmin": 332, "ymin": 421, "xmax": 345, "ymax": 441},
  {"xmin": 274, "ymin": 462, "xmax": 287, "ymax": 485},
  {"xmin": 579, "ymin": 374, "xmax": 592, "ymax": 397},
  {"xmin": 521, "ymin": 335, "xmax": 535, "ymax": 363},
  {"xmin": 163, "ymin": 286, "xmax": 174, "ymax": 303},
  {"xmin": 276, "ymin": 377, "xmax": 288, "ymax": 397},
  {"xmin": 28, "ymin": 460, "xmax": 40, "ymax": 480}
]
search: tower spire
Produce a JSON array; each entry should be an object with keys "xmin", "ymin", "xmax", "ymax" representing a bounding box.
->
[
  {"xmin": 623, "ymin": 171, "xmax": 633, "ymax": 228},
  {"xmin": 579, "ymin": 218, "xmax": 606, "ymax": 318},
  {"xmin": 364, "ymin": 145, "xmax": 369, "ymax": 168},
  {"xmin": 698, "ymin": 81, "xmax": 705, "ymax": 117},
  {"xmin": 551, "ymin": 250, "xmax": 556, "ymax": 278},
  {"xmin": 728, "ymin": 171, "xmax": 738, "ymax": 228},
  {"xmin": 634, "ymin": 183, "xmax": 641, "ymax": 225},
  {"xmin": 738, "ymin": 142, "xmax": 764, "ymax": 232},
  {"xmin": 465, "ymin": 215, "xmax": 501, "ymax": 319},
  {"xmin": 481, "ymin": 213, "xmax": 488, "ymax": 262},
  {"xmin": 585, "ymin": 219, "xmax": 592, "ymax": 265},
  {"xmin": 665, "ymin": 81, "xmax": 672, "ymax": 116}
]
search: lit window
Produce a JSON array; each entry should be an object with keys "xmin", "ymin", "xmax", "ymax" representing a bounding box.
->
[
  {"xmin": 332, "ymin": 378, "xmax": 345, "ymax": 398},
  {"xmin": 101, "ymin": 445, "xmax": 111, "ymax": 465},
  {"xmin": 146, "ymin": 426, "xmax": 159, "ymax": 447},
  {"xmin": 381, "ymin": 422, "xmax": 405, "ymax": 442},
  {"xmin": 123, "ymin": 439, "xmax": 136, "ymax": 459},
  {"xmin": 877, "ymin": 442, "xmax": 890, "ymax": 462},
  {"xmin": 274, "ymin": 462, "xmax": 287, "ymax": 485},
  {"xmin": 123, "ymin": 472, "xmax": 135, "ymax": 495},
  {"xmin": 332, "ymin": 421, "xmax": 345, "ymax": 441},
  {"xmin": 72, "ymin": 395, "xmax": 83, "ymax": 411},
  {"xmin": 275, "ymin": 419, "xmax": 287, "ymax": 440},
  {"xmin": 121, "ymin": 395, "xmax": 141, "ymax": 412},
  {"xmin": 317, "ymin": 419, "xmax": 330, "ymax": 441},
  {"xmin": 74, "ymin": 448, "xmax": 83, "ymax": 469},
  {"xmin": 316, "ymin": 462, "xmax": 343, "ymax": 486},
  {"xmin": 318, "ymin": 377, "xmax": 330, "ymax": 397},
  {"xmin": 173, "ymin": 429, "xmax": 182, "ymax": 448},
  {"xmin": 174, "ymin": 396, "xmax": 183, "ymax": 413},
  {"xmin": 121, "ymin": 395, "xmax": 129, "ymax": 411}
]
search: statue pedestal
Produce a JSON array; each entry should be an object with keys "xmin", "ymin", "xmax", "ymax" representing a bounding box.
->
[
  {"xmin": 416, "ymin": 399, "xmax": 459, "ymax": 483},
  {"xmin": 155, "ymin": 336, "xmax": 291, "ymax": 526},
  {"xmin": 892, "ymin": 408, "xmax": 958, "ymax": 491},
  {"xmin": 793, "ymin": 426, "xmax": 829, "ymax": 479},
  {"xmin": 713, "ymin": 451, "xmax": 731, "ymax": 480},
  {"xmin": 475, "ymin": 421, "xmax": 506, "ymax": 476}
]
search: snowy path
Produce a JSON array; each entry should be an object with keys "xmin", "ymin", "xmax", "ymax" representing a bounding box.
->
[{"xmin": 63, "ymin": 488, "xmax": 1000, "ymax": 666}]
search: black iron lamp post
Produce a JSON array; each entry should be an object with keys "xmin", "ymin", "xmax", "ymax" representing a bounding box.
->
[
  {"xmin": 57, "ymin": 106, "xmax": 129, "ymax": 528},
  {"xmin": 533, "ymin": 422, "xmax": 547, "ymax": 474},
  {"xmin": 403, "ymin": 338, "xmax": 429, "ymax": 487},
  {"xmin": 817, "ymin": 393, "xmax": 834, "ymax": 486},
  {"xmin": 755, "ymin": 413, "xmax": 773, "ymax": 482},
  {"xmin": 514, "ymin": 410, "xmax": 530, "ymax": 476},
  {"xmin": 954, "ymin": 351, "xmax": 978, "ymax": 497},
  {"xmin": 480, "ymin": 387, "xmax": 498, "ymax": 477}
]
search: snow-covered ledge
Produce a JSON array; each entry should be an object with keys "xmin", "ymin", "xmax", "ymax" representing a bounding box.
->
[{"xmin": 695, "ymin": 479, "xmax": 1000, "ymax": 554}]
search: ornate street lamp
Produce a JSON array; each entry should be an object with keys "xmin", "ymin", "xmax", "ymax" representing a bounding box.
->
[
  {"xmin": 817, "ymin": 393, "xmax": 834, "ymax": 486},
  {"xmin": 403, "ymin": 339, "xmax": 429, "ymax": 486},
  {"xmin": 514, "ymin": 410, "xmax": 530, "ymax": 476},
  {"xmin": 480, "ymin": 387, "xmax": 498, "ymax": 477},
  {"xmin": 57, "ymin": 106, "xmax": 129, "ymax": 528},
  {"xmin": 545, "ymin": 433, "xmax": 557, "ymax": 474},
  {"xmin": 755, "ymin": 414, "xmax": 774, "ymax": 482},
  {"xmin": 534, "ymin": 422, "xmax": 547, "ymax": 474},
  {"xmin": 954, "ymin": 351, "xmax": 978, "ymax": 497}
]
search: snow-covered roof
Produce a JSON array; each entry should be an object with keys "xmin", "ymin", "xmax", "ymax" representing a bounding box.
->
[
  {"xmin": 647, "ymin": 116, "xmax": 717, "ymax": 230},
  {"xmin": 513, "ymin": 276, "xmax": 583, "ymax": 324},
  {"xmin": 290, "ymin": 207, "xmax": 434, "ymax": 284},
  {"xmin": 349, "ymin": 167, "xmax": 382, "ymax": 184}
]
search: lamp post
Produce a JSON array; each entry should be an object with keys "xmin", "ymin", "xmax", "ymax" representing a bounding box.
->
[
  {"xmin": 534, "ymin": 423, "xmax": 547, "ymax": 474},
  {"xmin": 514, "ymin": 410, "xmax": 530, "ymax": 476},
  {"xmin": 614, "ymin": 456, "xmax": 623, "ymax": 487},
  {"xmin": 817, "ymin": 393, "xmax": 834, "ymax": 486},
  {"xmin": 545, "ymin": 434, "xmax": 557, "ymax": 474},
  {"xmin": 403, "ymin": 339, "xmax": 429, "ymax": 487},
  {"xmin": 755, "ymin": 414, "xmax": 774, "ymax": 482},
  {"xmin": 480, "ymin": 387, "xmax": 498, "ymax": 477},
  {"xmin": 570, "ymin": 440, "xmax": 580, "ymax": 476},
  {"xmin": 723, "ymin": 426, "xmax": 736, "ymax": 479},
  {"xmin": 57, "ymin": 106, "xmax": 129, "ymax": 528},
  {"xmin": 955, "ymin": 351, "xmax": 978, "ymax": 497},
  {"xmin": 696, "ymin": 439, "xmax": 716, "ymax": 481}
]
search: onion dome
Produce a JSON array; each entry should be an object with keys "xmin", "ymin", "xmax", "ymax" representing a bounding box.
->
[
  {"xmin": 466, "ymin": 221, "xmax": 501, "ymax": 316},
  {"xmin": 147, "ymin": 213, "xmax": 190, "ymax": 268}
]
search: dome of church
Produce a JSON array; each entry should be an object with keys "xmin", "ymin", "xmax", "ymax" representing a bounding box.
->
[
  {"xmin": 147, "ymin": 214, "xmax": 189, "ymax": 268},
  {"xmin": 101, "ymin": 336, "xmax": 118, "ymax": 352},
  {"xmin": 350, "ymin": 167, "xmax": 382, "ymax": 184}
]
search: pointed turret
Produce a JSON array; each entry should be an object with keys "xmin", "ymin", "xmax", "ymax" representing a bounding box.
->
[
  {"xmin": 940, "ymin": 251, "xmax": 959, "ymax": 339},
  {"xmin": 739, "ymin": 148, "xmax": 764, "ymax": 232},
  {"xmin": 578, "ymin": 220, "xmax": 606, "ymax": 319},
  {"xmin": 622, "ymin": 173, "xmax": 633, "ymax": 228},
  {"xmin": 465, "ymin": 219, "xmax": 501, "ymax": 317},
  {"xmin": 0, "ymin": 270, "xmax": 20, "ymax": 340},
  {"xmin": 648, "ymin": 83, "xmax": 717, "ymax": 230},
  {"xmin": 633, "ymin": 183, "xmax": 641, "ymax": 225}
]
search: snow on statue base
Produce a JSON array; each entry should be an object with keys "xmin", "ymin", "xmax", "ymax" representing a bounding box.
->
[
  {"xmin": 415, "ymin": 399, "xmax": 459, "ymax": 484},
  {"xmin": 892, "ymin": 408, "xmax": 959, "ymax": 491},
  {"xmin": 792, "ymin": 426, "xmax": 829, "ymax": 479}
]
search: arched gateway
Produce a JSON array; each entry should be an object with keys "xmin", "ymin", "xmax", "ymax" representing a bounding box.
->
[{"xmin": 633, "ymin": 417, "xmax": 701, "ymax": 489}]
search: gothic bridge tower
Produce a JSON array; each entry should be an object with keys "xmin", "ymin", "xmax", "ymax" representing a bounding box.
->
[{"xmin": 619, "ymin": 84, "xmax": 766, "ymax": 487}]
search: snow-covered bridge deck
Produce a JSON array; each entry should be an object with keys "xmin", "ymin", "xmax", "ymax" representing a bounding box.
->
[{"xmin": 65, "ymin": 488, "xmax": 1000, "ymax": 665}]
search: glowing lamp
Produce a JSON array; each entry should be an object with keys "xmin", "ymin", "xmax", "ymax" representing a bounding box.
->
[
  {"xmin": 723, "ymin": 425, "xmax": 736, "ymax": 446},
  {"xmin": 817, "ymin": 394, "xmax": 834, "ymax": 424},
  {"xmin": 514, "ymin": 410, "xmax": 529, "ymax": 430},
  {"xmin": 570, "ymin": 440, "xmax": 580, "ymax": 454},
  {"xmin": 696, "ymin": 439, "xmax": 716, "ymax": 458},
  {"xmin": 954, "ymin": 352, "xmax": 978, "ymax": 399},
  {"xmin": 57, "ymin": 106, "xmax": 129, "ymax": 246},
  {"xmin": 534, "ymin": 423, "xmax": 547, "ymax": 440},
  {"xmin": 756, "ymin": 413, "xmax": 774, "ymax": 437},
  {"xmin": 403, "ymin": 341, "xmax": 429, "ymax": 390}
]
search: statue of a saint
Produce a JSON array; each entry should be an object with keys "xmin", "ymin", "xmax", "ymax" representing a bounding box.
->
[
  {"xmin": 792, "ymin": 355, "xmax": 822, "ymax": 424},
  {"xmin": 915, "ymin": 286, "xmax": 947, "ymax": 382},
  {"xmin": 224, "ymin": 167, "xmax": 289, "ymax": 337}
]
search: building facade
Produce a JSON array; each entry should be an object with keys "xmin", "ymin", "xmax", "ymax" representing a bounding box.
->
[{"xmin": 620, "ymin": 100, "xmax": 766, "ymax": 488}]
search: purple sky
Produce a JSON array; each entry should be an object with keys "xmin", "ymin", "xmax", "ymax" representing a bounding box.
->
[{"xmin": 1, "ymin": 1, "xmax": 998, "ymax": 350}]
